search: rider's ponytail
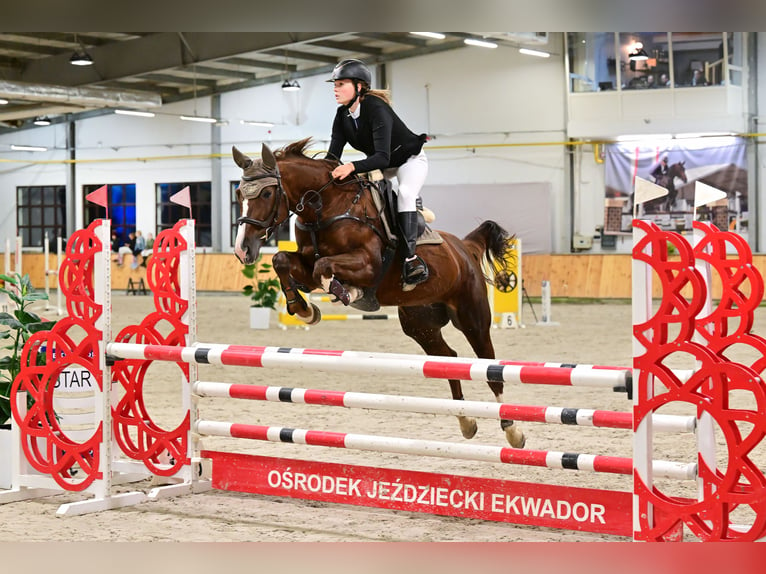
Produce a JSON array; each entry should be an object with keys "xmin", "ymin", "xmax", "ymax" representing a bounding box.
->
[{"xmin": 360, "ymin": 83, "xmax": 392, "ymax": 105}]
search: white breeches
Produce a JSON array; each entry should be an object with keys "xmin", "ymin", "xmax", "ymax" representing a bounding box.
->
[{"xmin": 384, "ymin": 150, "xmax": 428, "ymax": 212}]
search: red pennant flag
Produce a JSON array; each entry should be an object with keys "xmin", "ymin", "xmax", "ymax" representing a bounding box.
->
[
  {"xmin": 170, "ymin": 186, "xmax": 192, "ymax": 219},
  {"xmin": 85, "ymin": 185, "xmax": 108, "ymax": 218}
]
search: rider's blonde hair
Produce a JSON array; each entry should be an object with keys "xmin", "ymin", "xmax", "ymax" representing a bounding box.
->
[{"xmin": 359, "ymin": 83, "xmax": 391, "ymax": 105}]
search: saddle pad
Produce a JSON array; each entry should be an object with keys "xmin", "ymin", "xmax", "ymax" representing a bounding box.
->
[
  {"xmin": 369, "ymin": 185, "xmax": 443, "ymax": 246},
  {"xmin": 417, "ymin": 226, "xmax": 443, "ymax": 246}
]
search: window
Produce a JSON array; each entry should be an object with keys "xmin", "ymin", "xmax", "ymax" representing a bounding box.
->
[
  {"xmin": 567, "ymin": 32, "xmax": 617, "ymax": 93},
  {"xmin": 568, "ymin": 33, "xmax": 742, "ymax": 93},
  {"xmin": 230, "ymin": 181, "xmax": 290, "ymax": 248},
  {"xmin": 157, "ymin": 182, "xmax": 212, "ymax": 247},
  {"xmin": 84, "ymin": 183, "xmax": 136, "ymax": 244},
  {"xmin": 670, "ymin": 32, "xmax": 724, "ymax": 87},
  {"xmin": 618, "ymin": 32, "xmax": 669, "ymax": 90},
  {"xmin": 17, "ymin": 185, "xmax": 66, "ymax": 247}
]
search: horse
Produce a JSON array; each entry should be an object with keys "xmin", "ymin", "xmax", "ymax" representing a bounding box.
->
[
  {"xmin": 624, "ymin": 161, "xmax": 688, "ymax": 215},
  {"xmin": 232, "ymin": 138, "xmax": 525, "ymax": 449}
]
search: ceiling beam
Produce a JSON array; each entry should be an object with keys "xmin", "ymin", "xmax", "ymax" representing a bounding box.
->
[
  {"xmin": 18, "ymin": 32, "xmax": 343, "ymax": 86},
  {"xmin": 308, "ymin": 40, "xmax": 384, "ymax": 56},
  {"xmin": 100, "ymin": 80, "xmax": 182, "ymax": 96},
  {"xmin": 138, "ymin": 73, "xmax": 217, "ymax": 88},
  {"xmin": 180, "ymin": 65, "xmax": 255, "ymax": 80},
  {"xmin": 218, "ymin": 57, "xmax": 296, "ymax": 72},
  {"xmin": 264, "ymin": 49, "xmax": 339, "ymax": 64},
  {"xmin": 0, "ymin": 40, "xmax": 61, "ymax": 56},
  {"xmin": 8, "ymin": 32, "xmax": 124, "ymax": 47},
  {"xmin": 354, "ymin": 33, "xmax": 428, "ymax": 47}
]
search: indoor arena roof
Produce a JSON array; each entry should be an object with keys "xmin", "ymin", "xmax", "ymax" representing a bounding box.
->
[{"xmin": 0, "ymin": 32, "xmax": 542, "ymax": 134}]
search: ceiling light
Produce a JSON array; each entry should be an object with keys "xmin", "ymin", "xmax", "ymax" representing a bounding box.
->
[
  {"xmin": 33, "ymin": 116, "xmax": 51, "ymax": 126},
  {"xmin": 519, "ymin": 48, "xmax": 550, "ymax": 58},
  {"xmin": 179, "ymin": 115, "xmax": 218, "ymax": 123},
  {"xmin": 115, "ymin": 109, "xmax": 156, "ymax": 118},
  {"xmin": 282, "ymin": 79, "xmax": 301, "ymax": 92},
  {"xmin": 11, "ymin": 145, "xmax": 48, "ymax": 152},
  {"xmin": 629, "ymin": 42, "xmax": 649, "ymax": 61},
  {"xmin": 411, "ymin": 32, "xmax": 446, "ymax": 40},
  {"xmin": 241, "ymin": 120, "xmax": 275, "ymax": 127},
  {"xmin": 463, "ymin": 38, "xmax": 498, "ymax": 49},
  {"xmin": 0, "ymin": 98, "xmax": 8, "ymax": 105},
  {"xmin": 69, "ymin": 51, "xmax": 94, "ymax": 66}
]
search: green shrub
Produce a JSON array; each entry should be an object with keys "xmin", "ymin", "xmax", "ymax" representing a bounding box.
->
[{"xmin": 0, "ymin": 273, "xmax": 58, "ymax": 425}]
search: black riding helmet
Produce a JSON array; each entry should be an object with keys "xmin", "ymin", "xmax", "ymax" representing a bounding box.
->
[
  {"xmin": 327, "ymin": 59, "xmax": 372, "ymax": 85},
  {"xmin": 328, "ymin": 59, "xmax": 371, "ymax": 110}
]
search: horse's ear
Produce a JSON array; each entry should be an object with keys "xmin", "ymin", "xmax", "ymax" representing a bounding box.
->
[
  {"xmin": 261, "ymin": 143, "xmax": 276, "ymax": 170},
  {"xmin": 681, "ymin": 161, "xmax": 686, "ymax": 166},
  {"xmin": 232, "ymin": 146, "xmax": 252, "ymax": 169}
]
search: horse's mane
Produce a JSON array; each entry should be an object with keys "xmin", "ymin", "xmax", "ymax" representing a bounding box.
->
[{"xmin": 276, "ymin": 137, "xmax": 337, "ymax": 166}]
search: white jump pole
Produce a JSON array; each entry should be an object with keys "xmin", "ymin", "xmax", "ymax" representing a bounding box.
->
[
  {"xmin": 44, "ymin": 233, "xmax": 64, "ymax": 316},
  {"xmin": 536, "ymin": 280, "xmax": 559, "ymax": 326}
]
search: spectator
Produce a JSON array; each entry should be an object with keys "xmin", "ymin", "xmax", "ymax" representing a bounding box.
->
[
  {"xmin": 131, "ymin": 231, "xmax": 146, "ymax": 269},
  {"xmin": 659, "ymin": 73, "xmax": 671, "ymax": 87},
  {"xmin": 117, "ymin": 232, "xmax": 135, "ymax": 266},
  {"xmin": 140, "ymin": 232, "xmax": 154, "ymax": 267},
  {"xmin": 645, "ymin": 74, "xmax": 657, "ymax": 89},
  {"xmin": 691, "ymin": 69, "xmax": 708, "ymax": 87},
  {"xmin": 111, "ymin": 232, "xmax": 120, "ymax": 261}
]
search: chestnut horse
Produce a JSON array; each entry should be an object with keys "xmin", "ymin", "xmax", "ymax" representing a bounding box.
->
[{"xmin": 232, "ymin": 138, "xmax": 525, "ymax": 448}]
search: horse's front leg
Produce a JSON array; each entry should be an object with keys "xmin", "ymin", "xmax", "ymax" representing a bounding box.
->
[
  {"xmin": 313, "ymin": 250, "xmax": 380, "ymax": 306},
  {"xmin": 271, "ymin": 251, "xmax": 322, "ymax": 325}
]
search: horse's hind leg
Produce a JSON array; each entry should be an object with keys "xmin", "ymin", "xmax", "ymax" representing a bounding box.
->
[
  {"xmin": 450, "ymin": 300, "xmax": 526, "ymax": 449},
  {"xmin": 398, "ymin": 305, "xmax": 478, "ymax": 440}
]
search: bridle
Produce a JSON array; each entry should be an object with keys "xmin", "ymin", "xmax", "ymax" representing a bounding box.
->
[{"xmin": 235, "ymin": 165, "xmax": 288, "ymax": 239}]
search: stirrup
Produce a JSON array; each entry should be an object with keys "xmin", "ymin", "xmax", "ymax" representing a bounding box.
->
[{"xmin": 402, "ymin": 256, "xmax": 429, "ymax": 291}]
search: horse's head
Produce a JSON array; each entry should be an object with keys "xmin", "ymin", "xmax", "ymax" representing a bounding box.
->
[
  {"xmin": 232, "ymin": 143, "xmax": 286, "ymax": 264},
  {"xmin": 671, "ymin": 161, "xmax": 688, "ymax": 183}
]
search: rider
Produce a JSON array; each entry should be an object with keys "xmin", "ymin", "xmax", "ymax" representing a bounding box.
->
[
  {"xmin": 650, "ymin": 155, "xmax": 669, "ymax": 184},
  {"xmin": 325, "ymin": 58, "xmax": 430, "ymax": 291}
]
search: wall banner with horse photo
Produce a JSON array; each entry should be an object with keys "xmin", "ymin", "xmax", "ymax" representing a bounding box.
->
[{"xmin": 603, "ymin": 136, "xmax": 748, "ymax": 236}]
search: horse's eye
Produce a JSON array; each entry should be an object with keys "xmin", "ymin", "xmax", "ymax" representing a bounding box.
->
[{"xmin": 262, "ymin": 190, "xmax": 272, "ymax": 199}]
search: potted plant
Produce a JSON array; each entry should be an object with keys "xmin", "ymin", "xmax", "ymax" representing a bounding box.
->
[
  {"xmin": 241, "ymin": 257, "xmax": 281, "ymax": 329},
  {"xmin": 0, "ymin": 273, "xmax": 58, "ymax": 488}
]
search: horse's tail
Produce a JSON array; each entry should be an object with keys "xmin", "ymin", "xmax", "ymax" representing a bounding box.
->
[{"xmin": 462, "ymin": 220, "xmax": 516, "ymax": 287}]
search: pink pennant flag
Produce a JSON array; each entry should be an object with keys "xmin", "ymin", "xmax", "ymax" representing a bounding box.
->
[
  {"xmin": 170, "ymin": 186, "xmax": 192, "ymax": 219},
  {"xmin": 85, "ymin": 185, "xmax": 108, "ymax": 218}
]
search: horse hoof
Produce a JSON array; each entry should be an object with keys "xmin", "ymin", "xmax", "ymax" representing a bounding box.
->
[
  {"xmin": 458, "ymin": 417, "xmax": 478, "ymax": 439},
  {"xmin": 305, "ymin": 303, "xmax": 322, "ymax": 325},
  {"xmin": 505, "ymin": 424, "xmax": 526, "ymax": 448}
]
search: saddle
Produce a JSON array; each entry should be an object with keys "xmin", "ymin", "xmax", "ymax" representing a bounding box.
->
[{"xmin": 364, "ymin": 170, "xmax": 442, "ymax": 247}]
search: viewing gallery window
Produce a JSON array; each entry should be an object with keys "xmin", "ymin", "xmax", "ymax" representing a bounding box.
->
[
  {"xmin": 567, "ymin": 32, "xmax": 742, "ymax": 93},
  {"xmin": 157, "ymin": 181, "xmax": 212, "ymax": 247},
  {"xmin": 84, "ymin": 183, "xmax": 135, "ymax": 243},
  {"xmin": 619, "ymin": 32, "xmax": 669, "ymax": 89},
  {"xmin": 229, "ymin": 181, "xmax": 290, "ymax": 248},
  {"xmin": 16, "ymin": 185, "xmax": 66, "ymax": 247}
]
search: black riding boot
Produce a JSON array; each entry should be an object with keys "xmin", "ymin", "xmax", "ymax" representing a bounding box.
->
[{"xmin": 398, "ymin": 211, "xmax": 429, "ymax": 291}]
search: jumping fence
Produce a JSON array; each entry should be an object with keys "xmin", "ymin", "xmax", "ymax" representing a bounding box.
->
[{"xmin": 1, "ymin": 216, "xmax": 765, "ymax": 540}]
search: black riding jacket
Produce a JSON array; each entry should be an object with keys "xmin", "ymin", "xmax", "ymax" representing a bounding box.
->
[{"xmin": 326, "ymin": 94, "xmax": 427, "ymax": 173}]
